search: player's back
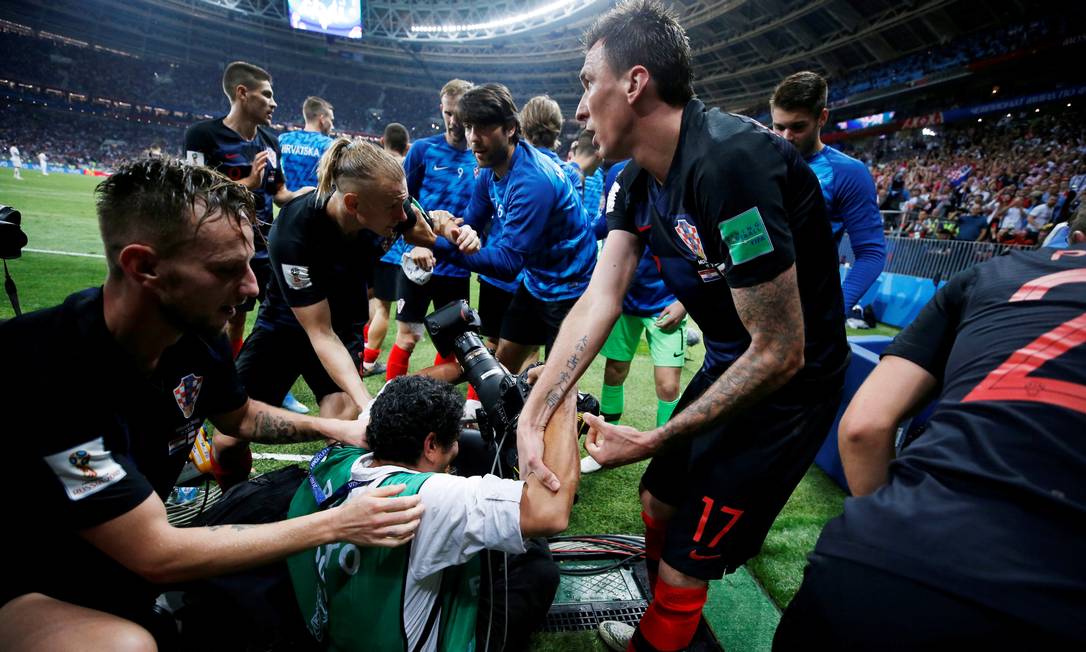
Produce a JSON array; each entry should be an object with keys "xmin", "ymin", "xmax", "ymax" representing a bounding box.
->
[{"xmin": 278, "ymin": 129, "xmax": 333, "ymax": 191}]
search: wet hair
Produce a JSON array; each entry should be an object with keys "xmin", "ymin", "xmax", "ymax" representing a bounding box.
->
[
  {"xmin": 456, "ymin": 83, "xmax": 521, "ymax": 141},
  {"xmin": 771, "ymin": 71, "xmax": 828, "ymax": 117},
  {"xmin": 96, "ymin": 157, "xmax": 254, "ymax": 277},
  {"xmin": 582, "ymin": 0, "xmax": 694, "ymax": 107},
  {"xmin": 302, "ymin": 96, "xmax": 334, "ymax": 122},
  {"xmin": 316, "ymin": 136, "xmax": 405, "ymax": 199},
  {"xmin": 367, "ymin": 376, "xmax": 464, "ymax": 466},
  {"xmin": 383, "ymin": 123, "xmax": 410, "ymax": 156},
  {"xmin": 521, "ymin": 95, "xmax": 563, "ymax": 149},
  {"xmin": 222, "ymin": 61, "xmax": 272, "ymax": 102}
]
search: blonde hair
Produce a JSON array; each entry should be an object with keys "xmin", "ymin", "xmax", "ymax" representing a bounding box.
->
[
  {"xmin": 316, "ymin": 136, "xmax": 405, "ymax": 199},
  {"xmin": 440, "ymin": 79, "xmax": 473, "ymax": 100},
  {"xmin": 521, "ymin": 95, "xmax": 563, "ymax": 149}
]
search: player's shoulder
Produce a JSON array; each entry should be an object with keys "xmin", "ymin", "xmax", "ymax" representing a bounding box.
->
[
  {"xmin": 185, "ymin": 117, "xmax": 223, "ymax": 136},
  {"xmin": 256, "ymin": 125, "xmax": 280, "ymax": 148},
  {"xmin": 688, "ymin": 104, "xmax": 789, "ymax": 176},
  {"xmin": 822, "ymin": 145, "xmax": 869, "ymax": 176}
]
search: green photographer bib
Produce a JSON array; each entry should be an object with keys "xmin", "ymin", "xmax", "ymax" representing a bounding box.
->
[{"xmin": 286, "ymin": 446, "xmax": 480, "ymax": 651}]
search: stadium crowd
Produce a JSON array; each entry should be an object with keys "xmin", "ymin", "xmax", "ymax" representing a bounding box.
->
[{"xmin": 2, "ymin": 2, "xmax": 1084, "ymax": 652}]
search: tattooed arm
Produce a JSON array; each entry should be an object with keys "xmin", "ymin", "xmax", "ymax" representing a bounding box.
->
[
  {"xmin": 583, "ymin": 264, "xmax": 805, "ymax": 468},
  {"xmin": 210, "ymin": 397, "xmax": 365, "ymax": 447},
  {"xmin": 515, "ymin": 231, "xmax": 641, "ymax": 491}
]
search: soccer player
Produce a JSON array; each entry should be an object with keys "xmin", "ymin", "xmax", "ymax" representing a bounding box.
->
[
  {"xmin": 568, "ymin": 130, "xmax": 605, "ymax": 221},
  {"xmin": 775, "ymin": 210, "xmax": 1086, "ymax": 649},
  {"xmin": 770, "ymin": 71, "xmax": 886, "ymax": 326},
  {"xmin": 381, "ymin": 122, "xmax": 410, "ymax": 163},
  {"xmin": 431, "ymin": 83, "xmax": 597, "ymax": 373},
  {"xmin": 37, "ymin": 151, "xmax": 48, "ymax": 176},
  {"xmin": 380, "ymin": 80, "xmax": 479, "ymax": 382},
  {"xmin": 184, "ymin": 61, "xmax": 307, "ymax": 358},
  {"xmin": 0, "ymin": 158, "xmax": 424, "ymax": 649},
  {"xmin": 521, "ymin": 95, "xmax": 565, "ymax": 162},
  {"xmin": 279, "ymin": 96, "xmax": 335, "ymax": 194},
  {"xmin": 9, "ymin": 145, "xmax": 21, "ymax": 180},
  {"xmin": 275, "ymin": 95, "xmax": 337, "ymax": 413},
  {"xmin": 517, "ymin": 3, "xmax": 849, "ymax": 650}
]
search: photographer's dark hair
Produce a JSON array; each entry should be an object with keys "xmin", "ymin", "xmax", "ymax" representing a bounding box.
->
[
  {"xmin": 367, "ymin": 376, "xmax": 464, "ymax": 466},
  {"xmin": 582, "ymin": 0, "xmax": 694, "ymax": 107},
  {"xmin": 457, "ymin": 83, "xmax": 521, "ymax": 141},
  {"xmin": 95, "ymin": 158, "xmax": 254, "ymax": 278},
  {"xmin": 771, "ymin": 71, "xmax": 828, "ymax": 117}
]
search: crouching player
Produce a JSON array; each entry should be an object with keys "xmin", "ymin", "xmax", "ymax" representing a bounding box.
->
[{"xmin": 287, "ymin": 375, "xmax": 580, "ymax": 651}]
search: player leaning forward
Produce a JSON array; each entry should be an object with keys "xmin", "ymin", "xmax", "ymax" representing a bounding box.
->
[{"xmin": 515, "ymin": 2, "xmax": 849, "ymax": 651}]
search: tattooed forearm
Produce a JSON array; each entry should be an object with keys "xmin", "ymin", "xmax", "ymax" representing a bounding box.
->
[
  {"xmin": 660, "ymin": 265, "xmax": 804, "ymax": 443},
  {"xmin": 251, "ymin": 410, "xmax": 306, "ymax": 443}
]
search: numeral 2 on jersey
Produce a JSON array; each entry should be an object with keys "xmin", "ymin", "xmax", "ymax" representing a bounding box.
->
[{"xmin": 962, "ymin": 269, "xmax": 1086, "ymax": 415}]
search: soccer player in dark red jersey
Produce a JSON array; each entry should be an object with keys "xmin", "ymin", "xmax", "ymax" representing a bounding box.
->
[{"xmin": 775, "ymin": 209, "xmax": 1086, "ymax": 649}]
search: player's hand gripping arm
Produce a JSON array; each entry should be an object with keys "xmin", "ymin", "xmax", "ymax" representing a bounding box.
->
[
  {"xmin": 838, "ymin": 355, "xmax": 936, "ymax": 496},
  {"xmin": 291, "ymin": 299, "xmax": 371, "ymax": 413},
  {"xmin": 515, "ymin": 231, "xmax": 641, "ymax": 491},
  {"xmin": 80, "ymin": 484, "xmax": 424, "ymax": 584},
  {"xmin": 585, "ymin": 264, "xmax": 805, "ymax": 468},
  {"xmin": 519, "ymin": 388, "xmax": 581, "ymax": 536}
]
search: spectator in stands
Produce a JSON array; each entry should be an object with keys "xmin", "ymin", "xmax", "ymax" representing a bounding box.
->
[
  {"xmin": 770, "ymin": 71, "xmax": 886, "ymax": 326},
  {"xmin": 775, "ymin": 209, "xmax": 1086, "ymax": 649},
  {"xmin": 956, "ymin": 202, "xmax": 989, "ymax": 241},
  {"xmin": 1026, "ymin": 194, "xmax": 1058, "ymax": 235},
  {"xmin": 0, "ymin": 158, "xmax": 425, "ymax": 650}
]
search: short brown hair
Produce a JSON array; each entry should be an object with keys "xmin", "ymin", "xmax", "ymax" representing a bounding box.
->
[
  {"xmin": 383, "ymin": 123, "xmax": 410, "ymax": 156},
  {"xmin": 96, "ymin": 158, "xmax": 254, "ymax": 277},
  {"xmin": 521, "ymin": 96, "xmax": 563, "ymax": 149},
  {"xmin": 303, "ymin": 96, "xmax": 333, "ymax": 122},
  {"xmin": 440, "ymin": 79, "xmax": 473, "ymax": 100},
  {"xmin": 571, "ymin": 129, "xmax": 598, "ymax": 155},
  {"xmin": 582, "ymin": 0, "xmax": 693, "ymax": 107},
  {"xmin": 457, "ymin": 83, "xmax": 520, "ymax": 141},
  {"xmin": 771, "ymin": 71, "xmax": 828, "ymax": 117},
  {"xmin": 222, "ymin": 61, "xmax": 272, "ymax": 102}
]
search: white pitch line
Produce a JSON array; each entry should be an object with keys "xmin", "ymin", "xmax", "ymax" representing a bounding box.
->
[
  {"xmin": 25, "ymin": 248, "xmax": 105, "ymax": 258},
  {"xmin": 252, "ymin": 453, "xmax": 313, "ymax": 462}
]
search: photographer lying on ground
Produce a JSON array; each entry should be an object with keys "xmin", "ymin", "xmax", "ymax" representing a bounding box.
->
[
  {"xmin": 288, "ymin": 374, "xmax": 580, "ymax": 651},
  {"xmin": 0, "ymin": 158, "xmax": 424, "ymax": 651}
]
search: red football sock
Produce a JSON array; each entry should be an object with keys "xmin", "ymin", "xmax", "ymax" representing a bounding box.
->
[
  {"xmin": 363, "ymin": 347, "xmax": 381, "ymax": 364},
  {"xmin": 386, "ymin": 344, "xmax": 411, "ymax": 380},
  {"xmin": 363, "ymin": 322, "xmax": 370, "ymax": 345},
  {"xmin": 231, "ymin": 336, "xmax": 244, "ymax": 359},
  {"xmin": 466, "ymin": 384, "xmax": 480, "ymax": 402},
  {"xmin": 642, "ymin": 511, "xmax": 666, "ymax": 594},
  {"xmin": 434, "ymin": 351, "xmax": 457, "ymax": 366},
  {"xmin": 633, "ymin": 579, "xmax": 708, "ymax": 651}
]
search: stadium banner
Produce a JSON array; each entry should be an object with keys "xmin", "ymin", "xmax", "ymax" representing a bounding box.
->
[{"xmin": 943, "ymin": 84, "xmax": 1086, "ymax": 122}]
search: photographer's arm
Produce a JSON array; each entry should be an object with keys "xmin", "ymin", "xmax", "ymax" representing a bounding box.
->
[
  {"xmin": 80, "ymin": 484, "xmax": 423, "ymax": 584},
  {"xmin": 515, "ymin": 231, "xmax": 640, "ymax": 491},
  {"xmin": 519, "ymin": 388, "xmax": 579, "ymax": 536}
]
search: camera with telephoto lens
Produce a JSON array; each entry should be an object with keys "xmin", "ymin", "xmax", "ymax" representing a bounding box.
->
[
  {"xmin": 0, "ymin": 205, "xmax": 28, "ymax": 260},
  {"xmin": 425, "ymin": 300, "xmax": 529, "ymax": 479}
]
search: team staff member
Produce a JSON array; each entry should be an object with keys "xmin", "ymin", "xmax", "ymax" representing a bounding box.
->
[
  {"xmin": 184, "ymin": 61, "xmax": 307, "ymax": 357},
  {"xmin": 384, "ymin": 79, "xmax": 479, "ymax": 381},
  {"xmin": 432, "ymin": 83, "xmax": 597, "ymax": 373},
  {"xmin": 776, "ymin": 210, "xmax": 1086, "ymax": 648},
  {"xmin": 234, "ymin": 136, "xmax": 478, "ymax": 424},
  {"xmin": 289, "ymin": 374, "xmax": 578, "ymax": 651},
  {"xmin": 770, "ymin": 71, "xmax": 886, "ymax": 322},
  {"xmin": 0, "ymin": 159, "xmax": 425, "ymax": 649},
  {"xmin": 517, "ymin": 3, "xmax": 848, "ymax": 650}
]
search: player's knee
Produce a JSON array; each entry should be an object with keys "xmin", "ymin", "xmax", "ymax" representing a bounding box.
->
[
  {"xmin": 655, "ymin": 379, "xmax": 680, "ymax": 401},
  {"xmin": 603, "ymin": 359, "xmax": 630, "ymax": 385},
  {"xmin": 110, "ymin": 623, "xmax": 157, "ymax": 652},
  {"xmin": 639, "ymin": 486, "xmax": 675, "ymax": 522}
]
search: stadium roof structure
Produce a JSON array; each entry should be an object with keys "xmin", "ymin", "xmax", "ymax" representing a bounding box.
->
[{"xmin": 3, "ymin": 0, "xmax": 1036, "ymax": 114}]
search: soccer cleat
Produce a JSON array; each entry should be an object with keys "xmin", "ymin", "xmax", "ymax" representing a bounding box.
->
[
  {"xmin": 580, "ymin": 455, "xmax": 602, "ymax": 474},
  {"xmin": 598, "ymin": 620, "xmax": 635, "ymax": 652},
  {"xmin": 362, "ymin": 361, "xmax": 387, "ymax": 378},
  {"xmin": 281, "ymin": 391, "xmax": 309, "ymax": 414}
]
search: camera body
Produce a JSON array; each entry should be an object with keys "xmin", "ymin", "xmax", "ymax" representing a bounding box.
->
[
  {"xmin": 425, "ymin": 300, "xmax": 530, "ymax": 479},
  {"xmin": 0, "ymin": 205, "xmax": 28, "ymax": 260}
]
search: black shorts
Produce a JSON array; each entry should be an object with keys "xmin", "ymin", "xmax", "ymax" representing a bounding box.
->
[
  {"xmin": 774, "ymin": 553, "xmax": 1081, "ymax": 649},
  {"xmin": 240, "ymin": 254, "xmax": 271, "ymax": 312},
  {"xmin": 478, "ymin": 279, "xmax": 515, "ymax": 339},
  {"xmin": 396, "ymin": 273, "xmax": 471, "ymax": 324},
  {"xmin": 642, "ymin": 368, "xmax": 844, "ymax": 580},
  {"xmin": 236, "ymin": 323, "xmax": 364, "ymax": 405},
  {"xmin": 372, "ymin": 261, "xmax": 401, "ymax": 303},
  {"xmin": 500, "ymin": 283, "xmax": 577, "ymax": 350}
]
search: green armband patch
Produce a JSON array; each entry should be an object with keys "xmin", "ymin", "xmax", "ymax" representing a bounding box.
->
[{"xmin": 718, "ymin": 206, "xmax": 774, "ymax": 265}]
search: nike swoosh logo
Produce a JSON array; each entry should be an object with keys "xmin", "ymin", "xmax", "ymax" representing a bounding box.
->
[
  {"xmin": 688, "ymin": 551, "xmax": 721, "ymax": 561},
  {"xmin": 673, "ymin": 351, "xmax": 684, "ymax": 357},
  {"xmin": 433, "ymin": 164, "xmax": 448, "ymax": 171},
  {"xmin": 224, "ymin": 153, "xmax": 240, "ymax": 160}
]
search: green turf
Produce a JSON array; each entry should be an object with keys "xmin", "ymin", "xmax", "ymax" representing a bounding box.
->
[{"xmin": 1, "ymin": 170, "xmax": 896, "ymax": 650}]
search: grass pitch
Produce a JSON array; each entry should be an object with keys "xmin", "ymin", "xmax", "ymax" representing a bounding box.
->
[{"xmin": 1, "ymin": 170, "xmax": 888, "ymax": 650}]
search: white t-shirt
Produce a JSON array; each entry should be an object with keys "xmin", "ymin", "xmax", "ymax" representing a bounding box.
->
[
  {"xmin": 1027, "ymin": 204, "xmax": 1053, "ymax": 231},
  {"xmin": 348, "ymin": 455, "xmax": 526, "ymax": 652},
  {"xmin": 1000, "ymin": 206, "xmax": 1025, "ymax": 230}
]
